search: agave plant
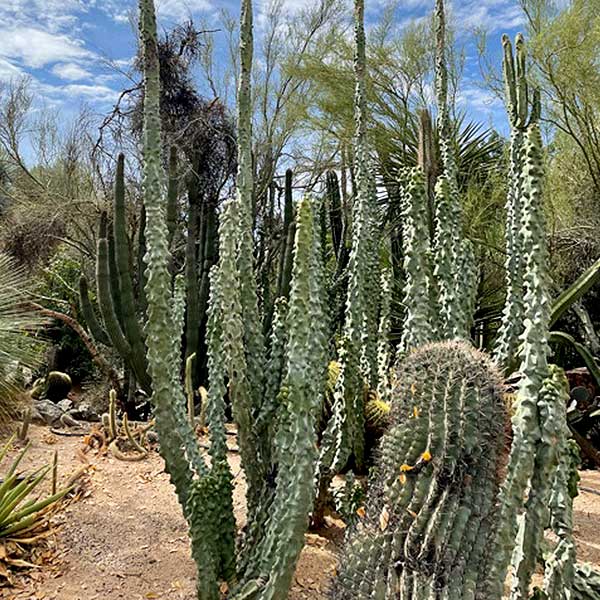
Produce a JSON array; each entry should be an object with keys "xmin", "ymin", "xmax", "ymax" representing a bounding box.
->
[{"xmin": 0, "ymin": 435, "xmax": 70, "ymax": 539}]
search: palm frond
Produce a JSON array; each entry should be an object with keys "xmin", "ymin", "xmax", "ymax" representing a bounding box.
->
[{"xmin": 0, "ymin": 252, "xmax": 47, "ymax": 407}]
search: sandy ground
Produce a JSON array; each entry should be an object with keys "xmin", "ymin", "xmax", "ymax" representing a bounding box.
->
[
  {"xmin": 1, "ymin": 426, "xmax": 337, "ymax": 600},
  {"xmin": 1, "ymin": 425, "xmax": 599, "ymax": 600}
]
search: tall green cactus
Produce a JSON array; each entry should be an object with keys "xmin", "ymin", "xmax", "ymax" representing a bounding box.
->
[
  {"xmin": 431, "ymin": 0, "xmax": 473, "ymax": 341},
  {"xmin": 79, "ymin": 147, "xmax": 180, "ymax": 400},
  {"xmin": 246, "ymin": 196, "xmax": 327, "ymax": 599},
  {"xmin": 494, "ymin": 33, "xmax": 531, "ymax": 372},
  {"xmin": 333, "ymin": 341, "xmax": 507, "ymax": 599},
  {"xmin": 479, "ymin": 47, "xmax": 581, "ymax": 598},
  {"xmin": 133, "ymin": 2, "xmax": 589, "ymax": 599},
  {"xmin": 276, "ymin": 169, "xmax": 296, "ymax": 302},
  {"xmin": 113, "ymin": 154, "xmax": 149, "ymax": 382},
  {"xmin": 319, "ymin": 0, "xmax": 379, "ymax": 474},
  {"xmin": 136, "ymin": 2, "xmax": 331, "ymax": 598},
  {"xmin": 236, "ymin": 0, "xmax": 266, "ymax": 423},
  {"xmin": 376, "ymin": 267, "xmax": 392, "ymax": 402},
  {"xmin": 399, "ymin": 166, "xmax": 436, "ymax": 351}
]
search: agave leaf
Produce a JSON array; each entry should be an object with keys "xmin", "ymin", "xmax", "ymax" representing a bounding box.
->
[
  {"xmin": 0, "ymin": 253, "xmax": 47, "ymax": 406},
  {"xmin": 4, "ymin": 441, "xmax": 31, "ymax": 479},
  {"xmin": 549, "ymin": 331, "xmax": 600, "ymax": 389},
  {"xmin": 0, "ymin": 472, "xmax": 19, "ymax": 504},
  {"xmin": 0, "ymin": 435, "xmax": 16, "ymax": 465},
  {"xmin": 550, "ymin": 258, "xmax": 600, "ymax": 328},
  {"xmin": 0, "ymin": 467, "xmax": 49, "ymax": 525},
  {"xmin": 0, "ymin": 486, "xmax": 70, "ymax": 535}
]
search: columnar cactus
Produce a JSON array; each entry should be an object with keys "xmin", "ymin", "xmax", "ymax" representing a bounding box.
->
[
  {"xmin": 494, "ymin": 33, "xmax": 531, "ymax": 372},
  {"xmin": 431, "ymin": 0, "xmax": 473, "ymax": 340},
  {"xmin": 333, "ymin": 341, "xmax": 507, "ymax": 599},
  {"xmin": 319, "ymin": 0, "xmax": 379, "ymax": 474},
  {"xmin": 481, "ymin": 65, "xmax": 572, "ymax": 599},
  {"xmin": 139, "ymin": 0, "xmax": 208, "ymax": 550},
  {"xmin": 399, "ymin": 166, "xmax": 436, "ymax": 351},
  {"xmin": 236, "ymin": 0, "xmax": 266, "ymax": 422},
  {"xmin": 376, "ymin": 267, "xmax": 392, "ymax": 402},
  {"xmin": 137, "ymin": 3, "xmax": 332, "ymax": 598},
  {"xmin": 538, "ymin": 367, "xmax": 576, "ymax": 599},
  {"xmin": 276, "ymin": 169, "xmax": 295, "ymax": 302},
  {"xmin": 79, "ymin": 148, "xmax": 179, "ymax": 399},
  {"xmin": 247, "ymin": 196, "xmax": 328, "ymax": 599}
]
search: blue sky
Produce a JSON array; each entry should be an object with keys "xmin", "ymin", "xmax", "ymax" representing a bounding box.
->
[{"xmin": 0, "ymin": 0, "xmax": 526, "ymax": 141}]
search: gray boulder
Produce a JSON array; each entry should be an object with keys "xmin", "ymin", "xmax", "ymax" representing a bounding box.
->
[
  {"xmin": 32, "ymin": 400, "xmax": 64, "ymax": 426},
  {"xmin": 68, "ymin": 402, "xmax": 101, "ymax": 422},
  {"xmin": 57, "ymin": 398, "xmax": 74, "ymax": 412}
]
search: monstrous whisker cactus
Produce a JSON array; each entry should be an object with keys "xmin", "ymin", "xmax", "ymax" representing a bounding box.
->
[
  {"xmin": 481, "ymin": 81, "xmax": 555, "ymax": 599},
  {"xmin": 137, "ymin": 2, "xmax": 331, "ymax": 598},
  {"xmin": 430, "ymin": 0, "xmax": 474, "ymax": 341},
  {"xmin": 333, "ymin": 341, "xmax": 507, "ymax": 599},
  {"xmin": 376, "ymin": 267, "xmax": 393, "ymax": 403},
  {"xmin": 494, "ymin": 33, "xmax": 531, "ymax": 373},
  {"xmin": 319, "ymin": 0, "xmax": 379, "ymax": 475},
  {"xmin": 245, "ymin": 196, "xmax": 328, "ymax": 599},
  {"xmin": 398, "ymin": 166, "xmax": 436, "ymax": 351}
]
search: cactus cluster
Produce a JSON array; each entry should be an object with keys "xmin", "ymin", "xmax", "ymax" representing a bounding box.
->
[
  {"xmin": 430, "ymin": 0, "xmax": 476, "ymax": 341},
  {"xmin": 398, "ymin": 166, "xmax": 436, "ymax": 351},
  {"xmin": 79, "ymin": 154, "xmax": 158, "ymax": 396},
  {"xmin": 318, "ymin": 0, "xmax": 380, "ymax": 477},
  {"xmin": 131, "ymin": 0, "xmax": 591, "ymax": 598},
  {"xmin": 137, "ymin": 1, "xmax": 330, "ymax": 597},
  {"xmin": 397, "ymin": 0, "xmax": 478, "ymax": 349}
]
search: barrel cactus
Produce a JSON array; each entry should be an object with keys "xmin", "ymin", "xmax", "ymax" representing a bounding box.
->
[{"xmin": 334, "ymin": 341, "xmax": 507, "ymax": 599}]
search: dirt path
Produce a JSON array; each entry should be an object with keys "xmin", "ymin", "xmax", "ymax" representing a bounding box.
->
[
  {"xmin": 1, "ymin": 426, "xmax": 337, "ymax": 600},
  {"xmin": 2, "ymin": 425, "xmax": 600, "ymax": 599}
]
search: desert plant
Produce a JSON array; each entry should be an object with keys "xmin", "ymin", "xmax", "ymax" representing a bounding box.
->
[
  {"xmin": 493, "ymin": 33, "xmax": 535, "ymax": 373},
  {"xmin": 0, "ymin": 252, "xmax": 45, "ymax": 422},
  {"xmin": 318, "ymin": 0, "xmax": 380, "ymax": 477},
  {"xmin": 0, "ymin": 435, "xmax": 70, "ymax": 538},
  {"xmin": 132, "ymin": 0, "xmax": 594, "ymax": 598},
  {"xmin": 334, "ymin": 341, "xmax": 507, "ymax": 598},
  {"xmin": 138, "ymin": 1, "xmax": 329, "ymax": 597}
]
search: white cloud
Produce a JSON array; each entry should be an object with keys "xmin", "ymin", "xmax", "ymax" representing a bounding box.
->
[
  {"xmin": 0, "ymin": 57, "xmax": 24, "ymax": 82},
  {"xmin": 49, "ymin": 83, "xmax": 118, "ymax": 103},
  {"xmin": 451, "ymin": 0, "xmax": 525, "ymax": 33},
  {"xmin": 155, "ymin": 0, "xmax": 213, "ymax": 20},
  {"xmin": 458, "ymin": 85, "xmax": 502, "ymax": 112},
  {"xmin": 52, "ymin": 62, "xmax": 92, "ymax": 81},
  {"xmin": 0, "ymin": 27, "xmax": 91, "ymax": 68}
]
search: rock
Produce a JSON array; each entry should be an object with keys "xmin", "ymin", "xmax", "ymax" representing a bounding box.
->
[
  {"xmin": 33, "ymin": 400, "xmax": 64, "ymax": 426},
  {"xmin": 68, "ymin": 402, "xmax": 100, "ymax": 422},
  {"xmin": 20, "ymin": 367, "xmax": 34, "ymax": 387},
  {"xmin": 45, "ymin": 371, "xmax": 72, "ymax": 402},
  {"xmin": 57, "ymin": 398, "xmax": 74, "ymax": 412}
]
